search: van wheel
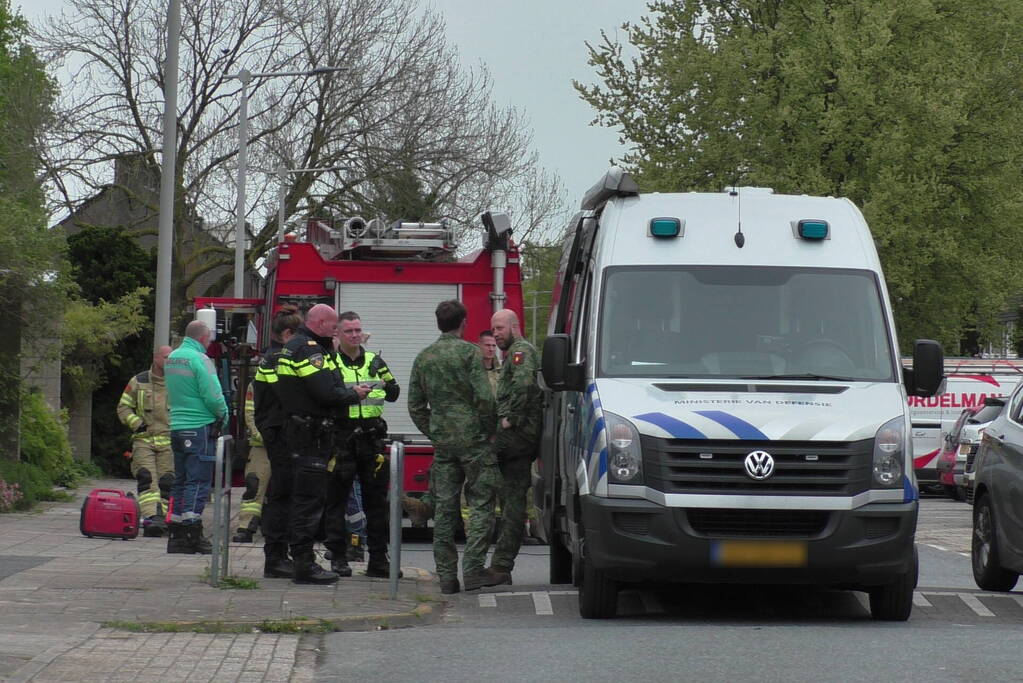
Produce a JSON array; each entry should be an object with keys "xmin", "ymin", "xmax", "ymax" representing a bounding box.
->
[
  {"xmin": 549, "ymin": 533, "xmax": 573, "ymax": 584},
  {"xmin": 972, "ymin": 495, "xmax": 1020, "ymax": 591},
  {"xmin": 868, "ymin": 546, "xmax": 917, "ymax": 621},
  {"xmin": 953, "ymin": 485, "xmax": 966, "ymax": 502},
  {"xmin": 578, "ymin": 552, "xmax": 618, "ymax": 619}
]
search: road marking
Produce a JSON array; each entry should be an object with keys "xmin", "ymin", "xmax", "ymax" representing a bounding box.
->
[
  {"xmin": 959, "ymin": 594, "xmax": 995, "ymax": 617},
  {"xmin": 478, "ymin": 594, "xmax": 497, "ymax": 608},
  {"xmin": 924, "ymin": 544, "xmax": 949, "ymax": 552},
  {"xmin": 531, "ymin": 591, "xmax": 554, "ymax": 615},
  {"xmin": 913, "ymin": 592, "xmax": 933, "ymax": 607}
]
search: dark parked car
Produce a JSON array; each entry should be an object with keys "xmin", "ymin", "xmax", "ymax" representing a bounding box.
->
[{"xmin": 971, "ymin": 386, "xmax": 1023, "ymax": 591}]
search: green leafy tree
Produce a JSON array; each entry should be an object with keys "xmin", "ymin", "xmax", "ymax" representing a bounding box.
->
[
  {"xmin": 577, "ymin": 0, "xmax": 1023, "ymax": 352},
  {"xmin": 66, "ymin": 227, "xmax": 156, "ymax": 472},
  {"xmin": 62, "ymin": 288, "xmax": 149, "ymax": 471},
  {"xmin": 519, "ymin": 241, "xmax": 562, "ymax": 349},
  {"xmin": 0, "ymin": 0, "xmax": 60, "ymax": 460}
]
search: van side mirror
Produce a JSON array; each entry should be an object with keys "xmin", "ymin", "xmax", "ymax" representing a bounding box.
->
[
  {"xmin": 903, "ymin": 339, "xmax": 944, "ymax": 397},
  {"xmin": 542, "ymin": 334, "xmax": 585, "ymax": 392}
]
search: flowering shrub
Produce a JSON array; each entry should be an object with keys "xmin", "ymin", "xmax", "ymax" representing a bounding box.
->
[{"xmin": 0, "ymin": 480, "xmax": 23, "ymax": 512}]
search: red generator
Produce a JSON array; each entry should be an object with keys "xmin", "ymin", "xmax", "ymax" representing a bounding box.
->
[{"xmin": 80, "ymin": 489, "xmax": 140, "ymax": 540}]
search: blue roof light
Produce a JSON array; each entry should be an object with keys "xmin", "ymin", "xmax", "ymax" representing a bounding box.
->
[
  {"xmin": 649, "ymin": 217, "xmax": 682, "ymax": 238},
  {"xmin": 797, "ymin": 219, "xmax": 829, "ymax": 240}
]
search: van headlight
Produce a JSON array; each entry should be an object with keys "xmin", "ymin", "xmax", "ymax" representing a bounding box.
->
[
  {"xmin": 605, "ymin": 411, "xmax": 643, "ymax": 484},
  {"xmin": 872, "ymin": 417, "xmax": 905, "ymax": 488}
]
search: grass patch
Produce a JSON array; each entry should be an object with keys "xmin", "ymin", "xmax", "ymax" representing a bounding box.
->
[{"xmin": 219, "ymin": 575, "xmax": 260, "ymax": 590}]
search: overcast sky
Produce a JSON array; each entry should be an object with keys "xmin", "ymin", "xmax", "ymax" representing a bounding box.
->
[{"xmin": 19, "ymin": 0, "xmax": 651, "ymax": 213}]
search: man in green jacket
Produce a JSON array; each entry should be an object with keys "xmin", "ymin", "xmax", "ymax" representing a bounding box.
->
[
  {"xmin": 488, "ymin": 308, "xmax": 542, "ymax": 583},
  {"xmin": 165, "ymin": 320, "xmax": 229, "ymax": 554}
]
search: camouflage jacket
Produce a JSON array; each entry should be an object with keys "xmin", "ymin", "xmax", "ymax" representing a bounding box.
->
[
  {"xmin": 495, "ymin": 337, "xmax": 542, "ymax": 455},
  {"xmin": 408, "ymin": 332, "xmax": 496, "ymax": 448}
]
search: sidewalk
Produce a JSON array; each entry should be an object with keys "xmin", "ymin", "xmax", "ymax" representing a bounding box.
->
[{"xmin": 0, "ymin": 477, "xmax": 440, "ymax": 682}]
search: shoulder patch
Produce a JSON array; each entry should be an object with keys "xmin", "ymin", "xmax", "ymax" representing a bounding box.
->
[
  {"xmin": 512, "ymin": 351, "xmax": 524, "ymax": 365},
  {"xmin": 309, "ymin": 353, "xmax": 324, "ymax": 368}
]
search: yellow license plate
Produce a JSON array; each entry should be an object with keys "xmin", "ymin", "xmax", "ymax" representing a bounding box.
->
[
  {"xmin": 712, "ymin": 541, "xmax": 808, "ymax": 568},
  {"xmin": 958, "ymin": 444, "xmax": 971, "ymax": 455}
]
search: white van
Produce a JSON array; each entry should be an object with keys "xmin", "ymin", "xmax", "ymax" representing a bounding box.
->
[
  {"xmin": 908, "ymin": 360, "xmax": 1022, "ymax": 486},
  {"xmin": 538, "ymin": 168, "xmax": 944, "ymax": 621}
]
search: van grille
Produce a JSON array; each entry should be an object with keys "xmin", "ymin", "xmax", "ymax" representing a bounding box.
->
[
  {"xmin": 642, "ymin": 437, "xmax": 874, "ymax": 496},
  {"xmin": 687, "ymin": 508, "xmax": 830, "ymax": 538}
]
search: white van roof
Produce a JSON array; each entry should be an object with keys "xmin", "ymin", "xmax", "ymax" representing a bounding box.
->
[{"xmin": 599, "ymin": 187, "xmax": 880, "ymax": 271}]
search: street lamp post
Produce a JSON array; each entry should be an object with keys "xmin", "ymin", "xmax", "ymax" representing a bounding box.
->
[{"xmin": 227, "ymin": 66, "xmax": 347, "ymax": 298}]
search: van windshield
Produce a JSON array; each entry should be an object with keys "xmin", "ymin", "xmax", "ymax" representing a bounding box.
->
[{"xmin": 598, "ymin": 266, "xmax": 896, "ymax": 381}]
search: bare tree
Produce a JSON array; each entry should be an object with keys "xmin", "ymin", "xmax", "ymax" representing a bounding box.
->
[{"xmin": 34, "ymin": 0, "xmax": 565, "ymax": 306}]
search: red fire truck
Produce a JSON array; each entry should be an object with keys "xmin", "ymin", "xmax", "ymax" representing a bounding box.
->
[{"xmin": 195, "ymin": 212, "xmax": 523, "ymax": 497}]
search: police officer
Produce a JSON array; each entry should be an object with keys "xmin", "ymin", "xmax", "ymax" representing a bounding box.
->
[
  {"xmin": 275, "ymin": 304, "xmax": 371, "ymax": 585},
  {"xmin": 488, "ymin": 308, "xmax": 542, "ymax": 583},
  {"xmin": 252, "ymin": 305, "xmax": 303, "ymax": 578},
  {"xmin": 323, "ymin": 311, "xmax": 401, "ymax": 578},
  {"xmin": 408, "ymin": 299, "xmax": 501, "ymax": 594},
  {"xmin": 116, "ymin": 345, "xmax": 174, "ymax": 536}
]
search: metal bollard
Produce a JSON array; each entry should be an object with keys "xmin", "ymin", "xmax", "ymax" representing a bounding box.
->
[
  {"xmin": 388, "ymin": 437, "xmax": 405, "ymax": 599},
  {"xmin": 210, "ymin": 434, "xmax": 234, "ymax": 586}
]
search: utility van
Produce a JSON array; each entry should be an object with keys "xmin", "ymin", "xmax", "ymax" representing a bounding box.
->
[
  {"xmin": 538, "ymin": 169, "xmax": 944, "ymax": 621},
  {"xmin": 907, "ymin": 360, "xmax": 1022, "ymax": 488}
]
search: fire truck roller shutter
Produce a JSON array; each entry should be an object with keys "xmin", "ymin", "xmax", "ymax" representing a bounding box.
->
[{"xmin": 335, "ymin": 283, "xmax": 459, "ymax": 440}]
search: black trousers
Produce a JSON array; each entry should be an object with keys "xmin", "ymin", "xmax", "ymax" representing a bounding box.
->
[
  {"xmin": 261, "ymin": 436, "xmax": 291, "ymax": 557},
  {"xmin": 324, "ymin": 437, "xmax": 390, "ymax": 557},
  {"xmin": 275, "ymin": 420, "xmax": 332, "ymax": 557}
]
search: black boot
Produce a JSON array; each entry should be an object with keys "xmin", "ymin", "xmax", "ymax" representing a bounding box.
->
[
  {"xmin": 166, "ymin": 522, "xmax": 192, "ymax": 554},
  {"xmin": 232, "ymin": 528, "xmax": 254, "ymax": 543},
  {"xmin": 263, "ymin": 545, "xmax": 294, "ymax": 578},
  {"xmin": 188, "ymin": 522, "xmax": 212, "ymax": 555},
  {"xmin": 292, "ymin": 552, "xmax": 339, "ymax": 585},
  {"xmin": 330, "ymin": 558, "xmax": 353, "ymax": 577},
  {"xmin": 143, "ymin": 516, "xmax": 167, "ymax": 538},
  {"xmin": 366, "ymin": 553, "xmax": 403, "ymax": 579}
]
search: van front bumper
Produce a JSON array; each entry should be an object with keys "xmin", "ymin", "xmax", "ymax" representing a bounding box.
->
[{"xmin": 581, "ymin": 495, "xmax": 917, "ymax": 588}]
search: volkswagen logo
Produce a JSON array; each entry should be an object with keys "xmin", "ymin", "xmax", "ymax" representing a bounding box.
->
[{"xmin": 744, "ymin": 450, "xmax": 775, "ymax": 480}]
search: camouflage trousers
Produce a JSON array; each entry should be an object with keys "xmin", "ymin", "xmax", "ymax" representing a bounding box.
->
[
  {"xmin": 432, "ymin": 443, "xmax": 499, "ymax": 581},
  {"xmin": 491, "ymin": 453, "xmax": 532, "ymax": 572}
]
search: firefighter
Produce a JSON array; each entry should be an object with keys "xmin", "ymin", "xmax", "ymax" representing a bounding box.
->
[
  {"xmin": 275, "ymin": 303, "xmax": 370, "ymax": 585},
  {"xmin": 233, "ymin": 379, "xmax": 271, "ymax": 543},
  {"xmin": 323, "ymin": 311, "xmax": 401, "ymax": 578},
  {"xmin": 116, "ymin": 345, "xmax": 175, "ymax": 536}
]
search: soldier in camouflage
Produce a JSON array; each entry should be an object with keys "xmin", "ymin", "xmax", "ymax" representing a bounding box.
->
[
  {"xmin": 488, "ymin": 308, "xmax": 542, "ymax": 582},
  {"xmin": 408, "ymin": 300, "xmax": 503, "ymax": 594}
]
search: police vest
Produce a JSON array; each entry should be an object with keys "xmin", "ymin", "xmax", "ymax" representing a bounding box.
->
[{"xmin": 337, "ymin": 351, "xmax": 387, "ymax": 419}]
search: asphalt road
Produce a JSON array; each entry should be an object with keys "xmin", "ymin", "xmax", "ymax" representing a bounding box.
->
[{"xmin": 318, "ymin": 496, "xmax": 1023, "ymax": 682}]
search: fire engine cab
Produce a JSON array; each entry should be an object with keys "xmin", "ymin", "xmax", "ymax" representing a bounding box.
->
[{"xmin": 195, "ymin": 212, "xmax": 524, "ymax": 498}]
